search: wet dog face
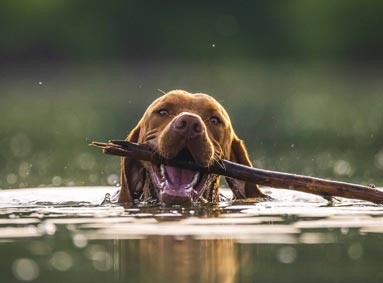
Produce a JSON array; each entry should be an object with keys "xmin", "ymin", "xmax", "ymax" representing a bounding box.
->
[{"xmin": 119, "ymin": 90, "xmax": 264, "ymax": 206}]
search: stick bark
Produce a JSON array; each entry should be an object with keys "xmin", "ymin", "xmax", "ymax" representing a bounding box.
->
[{"xmin": 91, "ymin": 140, "xmax": 383, "ymax": 204}]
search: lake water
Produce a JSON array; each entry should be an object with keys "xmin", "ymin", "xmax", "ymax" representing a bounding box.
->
[{"xmin": 1, "ymin": 186, "xmax": 383, "ymax": 283}]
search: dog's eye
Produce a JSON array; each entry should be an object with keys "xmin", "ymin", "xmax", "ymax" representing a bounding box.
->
[
  {"xmin": 209, "ymin": 116, "xmax": 220, "ymax": 124},
  {"xmin": 158, "ymin": 109, "xmax": 169, "ymax": 116}
]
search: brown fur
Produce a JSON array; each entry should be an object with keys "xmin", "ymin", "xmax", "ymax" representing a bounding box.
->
[{"xmin": 119, "ymin": 90, "xmax": 265, "ymax": 204}]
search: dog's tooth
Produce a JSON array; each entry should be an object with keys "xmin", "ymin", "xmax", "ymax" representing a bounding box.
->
[
  {"xmin": 191, "ymin": 172, "xmax": 200, "ymax": 187},
  {"xmin": 160, "ymin": 164, "xmax": 165, "ymax": 177}
]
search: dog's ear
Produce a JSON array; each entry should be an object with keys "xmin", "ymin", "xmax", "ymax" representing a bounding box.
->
[
  {"xmin": 118, "ymin": 124, "xmax": 146, "ymax": 204},
  {"xmin": 225, "ymin": 135, "xmax": 266, "ymax": 199}
]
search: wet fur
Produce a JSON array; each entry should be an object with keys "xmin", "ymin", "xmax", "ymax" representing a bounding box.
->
[{"xmin": 119, "ymin": 90, "xmax": 265, "ymax": 204}]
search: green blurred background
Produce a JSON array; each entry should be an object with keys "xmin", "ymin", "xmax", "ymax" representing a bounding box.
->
[{"xmin": 0, "ymin": 0, "xmax": 382, "ymax": 189}]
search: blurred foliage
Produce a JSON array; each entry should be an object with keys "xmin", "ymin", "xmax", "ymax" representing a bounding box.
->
[
  {"xmin": 0, "ymin": 62, "xmax": 382, "ymax": 189},
  {"xmin": 0, "ymin": 0, "xmax": 382, "ymax": 62},
  {"xmin": 0, "ymin": 1, "xmax": 382, "ymax": 189}
]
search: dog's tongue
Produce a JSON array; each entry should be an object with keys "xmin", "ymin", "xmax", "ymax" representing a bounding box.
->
[{"xmin": 164, "ymin": 165, "xmax": 195, "ymax": 187}]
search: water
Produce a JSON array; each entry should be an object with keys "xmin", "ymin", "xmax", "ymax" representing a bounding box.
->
[{"xmin": 1, "ymin": 186, "xmax": 383, "ymax": 283}]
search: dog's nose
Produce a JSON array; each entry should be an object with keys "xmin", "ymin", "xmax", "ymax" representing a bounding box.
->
[{"xmin": 173, "ymin": 114, "xmax": 204, "ymax": 139}]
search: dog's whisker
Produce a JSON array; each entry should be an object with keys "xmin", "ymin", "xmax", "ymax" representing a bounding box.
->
[
  {"xmin": 213, "ymin": 154, "xmax": 226, "ymax": 170},
  {"xmin": 217, "ymin": 159, "xmax": 226, "ymax": 170},
  {"xmin": 138, "ymin": 167, "xmax": 146, "ymax": 175},
  {"xmin": 198, "ymin": 195, "xmax": 208, "ymax": 204}
]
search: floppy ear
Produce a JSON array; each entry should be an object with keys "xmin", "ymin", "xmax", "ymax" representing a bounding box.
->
[
  {"xmin": 225, "ymin": 135, "xmax": 266, "ymax": 199},
  {"xmin": 118, "ymin": 124, "xmax": 147, "ymax": 204}
]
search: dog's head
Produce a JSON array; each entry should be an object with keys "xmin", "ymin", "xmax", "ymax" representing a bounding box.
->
[{"xmin": 119, "ymin": 90, "xmax": 263, "ymax": 206}]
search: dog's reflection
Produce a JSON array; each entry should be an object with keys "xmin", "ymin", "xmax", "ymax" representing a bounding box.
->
[{"xmin": 113, "ymin": 236, "xmax": 246, "ymax": 283}]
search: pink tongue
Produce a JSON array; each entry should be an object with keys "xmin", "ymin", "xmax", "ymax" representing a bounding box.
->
[{"xmin": 164, "ymin": 165, "xmax": 195, "ymax": 186}]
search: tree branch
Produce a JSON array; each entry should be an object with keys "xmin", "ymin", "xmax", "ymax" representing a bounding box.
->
[{"xmin": 91, "ymin": 140, "xmax": 383, "ymax": 204}]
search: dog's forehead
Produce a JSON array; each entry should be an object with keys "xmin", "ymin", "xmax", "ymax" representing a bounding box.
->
[{"xmin": 148, "ymin": 90, "xmax": 230, "ymax": 118}]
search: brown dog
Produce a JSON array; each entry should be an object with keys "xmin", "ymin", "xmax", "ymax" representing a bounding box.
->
[{"xmin": 119, "ymin": 90, "xmax": 265, "ymax": 206}]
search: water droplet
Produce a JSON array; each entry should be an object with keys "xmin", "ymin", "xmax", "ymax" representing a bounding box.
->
[
  {"xmin": 333, "ymin": 160, "xmax": 353, "ymax": 176},
  {"xmin": 52, "ymin": 176, "xmax": 62, "ymax": 186},
  {"xmin": 91, "ymin": 251, "xmax": 112, "ymax": 271},
  {"xmin": 212, "ymin": 43, "xmax": 216, "ymax": 47},
  {"xmin": 101, "ymin": 193, "xmax": 112, "ymax": 205},
  {"xmin": 38, "ymin": 81, "xmax": 43, "ymax": 85},
  {"xmin": 107, "ymin": 174, "xmax": 119, "ymax": 185},
  {"xmin": 50, "ymin": 251, "xmax": 73, "ymax": 271},
  {"xmin": 12, "ymin": 258, "xmax": 39, "ymax": 281},
  {"xmin": 72, "ymin": 234, "xmax": 88, "ymax": 248},
  {"xmin": 7, "ymin": 173, "xmax": 18, "ymax": 185},
  {"xmin": 348, "ymin": 242, "xmax": 363, "ymax": 260},
  {"xmin": 37, "ymin": 221, "xmax": 56, "ymax": 235},
  {"xmin": 86, "ymin": 244, "xmax": 112, "ymax": 271},
  {"xmin": 19, "ymin": 162, "xmax": 32, "ymax": 178},
  {"xmin": 340, "ymin": 227, "xmax": 349, "ymax": 235},
  {"xmin": 276, "ymin": 246, "xmax": 297, "ymax": 264},
  {"xmin": 76, "ymin": 153, "xmax": 96, "ymax": 170},
  {"xmin": 66, "ymin": 181, "xmax": 76, "ymax": 186}
]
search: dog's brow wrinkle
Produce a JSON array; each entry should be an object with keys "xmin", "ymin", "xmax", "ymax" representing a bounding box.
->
[
  {"xmin": 144, "ymin": 134, "xmax": 156, "ymax": 141},
  {"xmin": 143, "ymin": 129, "xmax": 158, "ymax": 141}
]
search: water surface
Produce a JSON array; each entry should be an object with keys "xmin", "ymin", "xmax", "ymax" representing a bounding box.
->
[{"xmin": 1, "ymin": 187, "xmax": 383, "ymax": 283}]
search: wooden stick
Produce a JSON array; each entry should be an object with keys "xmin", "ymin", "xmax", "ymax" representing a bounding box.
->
[{"xmin": 91, "ymin": 140, "xmax": 383, "ymax": 204}]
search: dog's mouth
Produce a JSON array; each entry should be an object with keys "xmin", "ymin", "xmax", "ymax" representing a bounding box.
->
[{"xmin": 149, "ymin": 148, "xmax": 211, "ymax": 206}]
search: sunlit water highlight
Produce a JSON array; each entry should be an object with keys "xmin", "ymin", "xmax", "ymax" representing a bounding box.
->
[{"xmin": 1, "ymin": 186, "xmax": 383, "ymax": 283}]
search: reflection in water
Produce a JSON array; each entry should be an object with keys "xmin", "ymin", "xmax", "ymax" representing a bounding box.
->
[
  {"xmin": 5, "ymin": 232, "xmax": 383, "ymax": 283},
  {"xmin": 1, "ymin": 187, "xmax": 383, "ymax": 282},
  {"xmin": 115, "ymin": 237, "xmax": 238, "ymax": 283}
]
